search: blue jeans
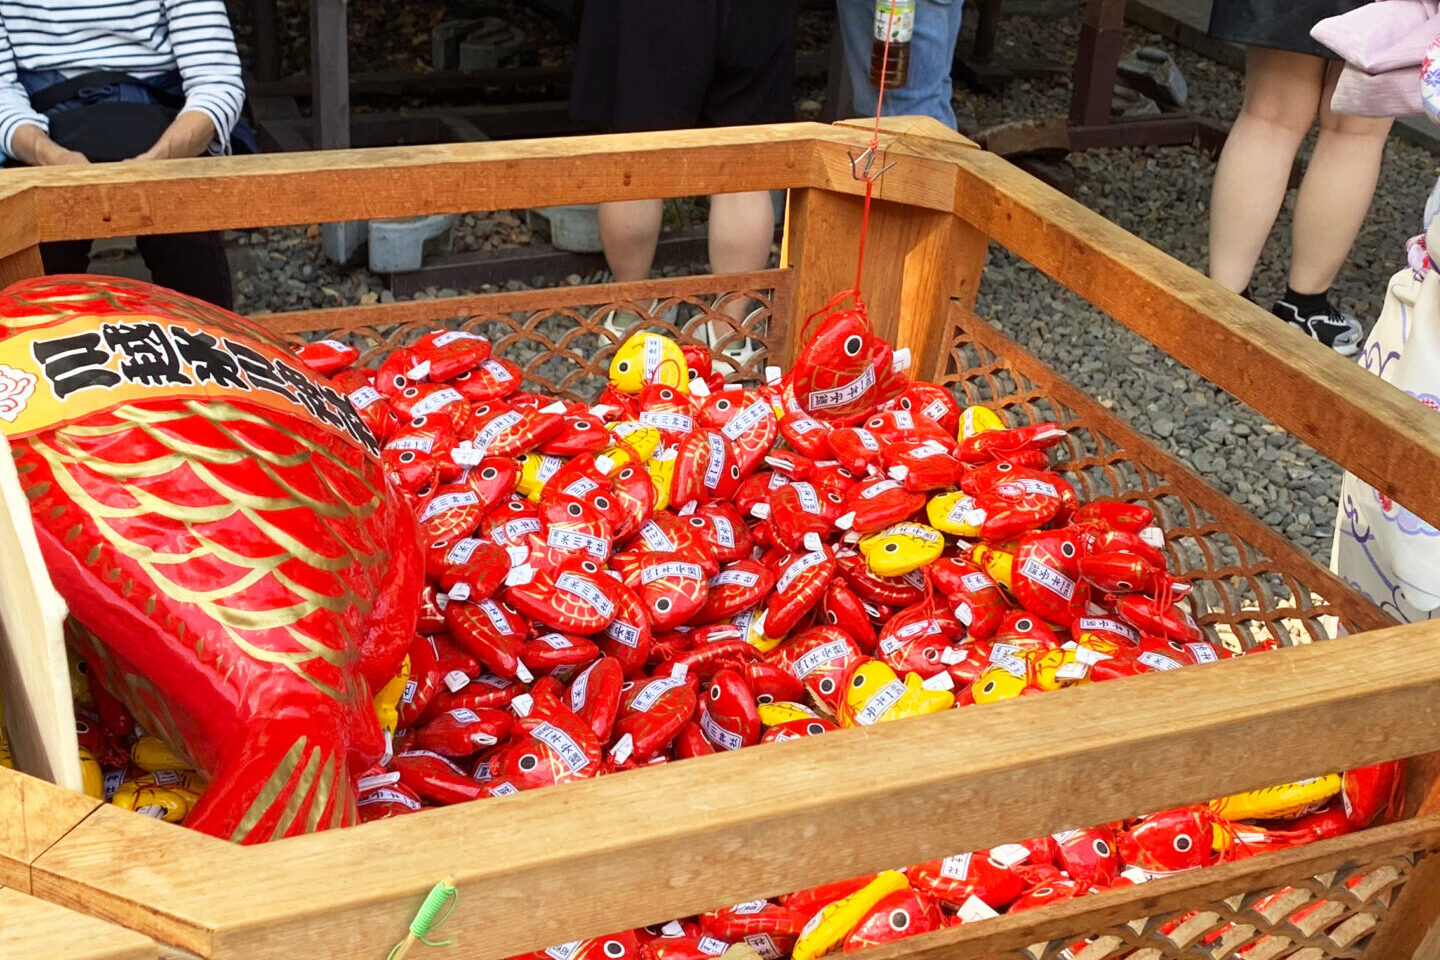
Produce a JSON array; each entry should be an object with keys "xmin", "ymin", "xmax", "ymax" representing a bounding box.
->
[{"xmin": 837, "ymin": 0, "xmax": 965, "ymax": 129}]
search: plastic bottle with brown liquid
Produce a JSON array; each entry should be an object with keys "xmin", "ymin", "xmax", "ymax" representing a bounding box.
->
[{"xmin": 870, "ymin": 0, "xmax": 916, "ymax": 90}]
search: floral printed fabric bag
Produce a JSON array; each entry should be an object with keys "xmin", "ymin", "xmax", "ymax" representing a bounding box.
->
[{"xmin": 1331, "ymin": 179, "xmax": 1440, "ymax": 623}]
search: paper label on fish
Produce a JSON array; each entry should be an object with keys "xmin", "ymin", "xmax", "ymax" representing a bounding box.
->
[
  {"xmin": 536, "ymin": 456, "xmax": 564, "ymax": 481},
  {"xmin": 712, "ymin": 514, "xmax": 735, "ymax": 548},
  {"xmin": 703, "ymin": 433, "xmax": 727, "ymax": 488},
  {"xmin": 473, "ymin": 599, "xmax": 513, "ymax": 635},
  {"xmin": 1020, "ymin": 556, "xmax": 1076, "ymax": 601},
  {"xmin": 945, "ymin": 496, "xmax": 978, "ymax": 526},
  {"xmin": 744, "ymin": 935, "xmax": 782, "ymax": 960},
  {"xmin": 1137, "ymin": 651, "xmax": 1182, "ymax": 672},
  {"xmin": 473, "ymin": 411, "xmax": 524, "ymax": 453},
  {"xmin": 606, "ymin": 618, "xmax": 641, "ymax": 648},
  {"xmin": 854, "ymin": 428, "xmax": 880, "ymax": 451},
  {"xmin": 546, "ymin": 527, "xmax": 610, "ymax": 559},
  {"xmin": 569, "ymin": 661, "xmax": 597, "ymax": 711},
  {"xmin": 939, "ymin": 853, "xmax": 973, "ymax": 880},
  {"xmin": 768, "ymin": 471, "xmax": 791, "ymax": 489},
  {"xmin": 700, "ymin": 707, "xmax": 744, "ymax": 750},
  {"xmin": 632, "ymin": 675, "xmax": 686, "ymax": 712},
  {"xmin": 443, "ymin": 669, "xmax": 470, "ymax": 692},
  {"xmin": 642, "ymin": 561, "xmax": 703, "ymax": 584},
  {"xmin": 807, "ymin": 365, "xmax": 876, "ymax": 412},
  {"xmin": 401, "ymin": 679, "xmax": 418, "ymax": 704},
  {"xmin": 732, "ymin": 900, "xmax": 768, "ymax": 915},
  {"xmin": 1079, "ymin": 617, "xmax": 1138, "ymax": 641},
  {"xmin": 446, "ymin": 538, "xmax": 485, "ymax": 564},
  {"xmin": 556, "ymin": 573, "xmax": 616, "ymax": 618},
  {"xmin": 476, "ymin": 673, "xmax": 509, "ymax": 689},
  {"xmin": 359, "ymin": 788, "xmax": 422, "ymax": 810},
  {"xmin": 788, "ymin": 416, "xmax": 824, "ymax": 435},
  {"xmin": 896, "ymin": 618, "xmax": 940, "ymax": 640},
  {"xmin": 531, "ymin": 721, "xmax": 590, "ymax": 773},
  {"xmin": 1052, "ymin": 829, "xmax": 1081, "ymax": 844},
  {"xmin": 711, "ymin": 569, "xmax": 759, "ymax": 588},
  {"xmin": 545, "ymin": 941, "xmax": 584, "ymax": 960},
  {"xmin": 1014, "ymin": 477, "xmax": 1059, "ymax": 498},
  {"xmin": 640, "ymin": 410, "xmax": 694, "ymax": 434},
  {"xmin": 722, "ymin": 400, "xmax": 773, "ymax": 440},
  {"xmin": 447, "ymin": 708, "xmax": 481, "ymax": 724},
  {"xmin": 480, "ymin": 359, "xmax": 513, "ymax": 381},
  {"xmin": 431, "ymin": 330, "xmax": 484, "ymax": 348},
  {"xmin": 994, "ymin": 655, "xmax": 1027, "ymax": 677},
  {"xmin": 1073, "ymin": 644, "xmax": 1111, "ymax": 666},
  {"xmin": 777, "ymin": 550, "xmax": 828, "ymax": 593},
  {"xmin": 501, "ymin": 517, "xmax": 542, "ymax": 542},
  {"xmin": 888, "ymin": 522, "xmax": 940, "ymax": 543},
  {"xmin": 696, "ymin": 938, "xmax": 729, "ymax": 957},
  {"xmin": 892, "ymin": 410, "xmax": 914, "ymax": 430},
  {"xmin": 411, "ymin": 387, "xmax": 464, "ymax": 417},
  {"xmin": 989, "ymin": 843, "xmax": 1031, "ymax": 867},
  {"xmin": 989, "ymin": 642, "xmax": 1021, "ymax": 662},
  {"xmin": 638, "ymin": 520, "xmax": 677, "ymax": 552},
  {"xmin": 488, "ymin": 781, "xmax": 519, "ymax": 796},
  {"xmin": 641, "ymin": 334, "xmax": 664, "ymax": 381},
  {"xmin": 957, "ymin": 895, "xmax": 999, "ymax": 923},
  {"xmin": 792, "ymin": 640, "xmax": 850, "ymax": 679},
  {"xmin": 855, "ymin": 678, "xmax": 907, "ymax": 725},
  {"xmin": 1186, "ymin": 642, "xmax": 1219, "ymax": 664},
  {"xmin": 793, "ymin": 481, "xmax": 820, "ymax": 514},
  {"xmin": 421, "ymin": 491, "xmax": 479, "ymax": 522},
  {"xmin": 860, "ymin": 479, "xmax": 902, "ymax": 499},
  {"xmin": 922, "ymin": 398, "xmax": 949, "ymax": 422},
  {"xmin": 562, "ymin": 477, "xmax": 598, "ymax": 498},
  {"xmin": 386, "ymin": 435, "xmax": 435, "ymax": 453},
  {"xmin": 348, "ymin": 385, "xmax": 383, "ymax": 410},
  {"xmin": 536, "ymin": 633, "xmax": 573, "ymax": 649},
  {"xmin": 960, "ymin": 571, "xmax": 994, "ymax": 592}
]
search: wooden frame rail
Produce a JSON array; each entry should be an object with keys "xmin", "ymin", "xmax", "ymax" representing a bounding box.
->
[
  {"xmin": 17, "ymin": 625, "xmax": 1440, "ymax": 959},
  {"xmin": 2, "ymin": 119, "xmax": 1440, "ymax": 960}
]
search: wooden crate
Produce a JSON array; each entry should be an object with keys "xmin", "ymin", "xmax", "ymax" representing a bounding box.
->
[
  {"xmin": 0, "ymin": 884, "xmax": 157, "ymax": 960},
  {"xmin": 3, "ymin": 118, "xmax": 1440, "ymax": 960}
]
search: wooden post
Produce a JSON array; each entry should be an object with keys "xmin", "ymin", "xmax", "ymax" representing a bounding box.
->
[
  {"xmin": 309, "ymin": 0, "xmax": 365, "ymax": 263},
  {"xmin": 0, "ymin": 430, "xmax": 82, "ymax": 794},
  {"xmin": 0, "ymin": 246, "xmax": 44, "ymax": 287},
  {"xmin": 1069, "ymin": 0, "xmax": 1125, "ymax": 127},
  {"xmin": 250, "ymin": 0, "xmax": 281, "ymax": 82}
]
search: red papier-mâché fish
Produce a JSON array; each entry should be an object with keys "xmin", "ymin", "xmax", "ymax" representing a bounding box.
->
[{"xmin": 0, "ymin": 277, "xmax": 422, "ymax": 843}]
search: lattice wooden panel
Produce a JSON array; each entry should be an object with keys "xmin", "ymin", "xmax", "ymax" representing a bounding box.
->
[
  {"xmin": 270, "ymin": 270, "xmax": 788, "ymax": 403},
  {"xmin": 939, "ymin": 305, "xmax": 1391, "ymax": 649},
  {"xmin": 1000, "ymin": 854, "xmax": 1420, "ymax": 960}
]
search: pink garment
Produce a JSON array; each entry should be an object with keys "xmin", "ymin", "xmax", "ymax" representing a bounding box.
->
[{"xmin": 1312, "ymin": 0, "xmax": 1440, "ymax": 117}]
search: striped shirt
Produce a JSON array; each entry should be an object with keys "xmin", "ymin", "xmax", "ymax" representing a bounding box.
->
[{"xmin": 0, "ymin": 0, "xmax": 244, "ymax": 159}]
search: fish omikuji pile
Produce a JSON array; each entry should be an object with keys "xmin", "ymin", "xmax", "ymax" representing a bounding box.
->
[{"xmin": 33, "ymin": 290, "xmax": 1399, "ymax": 958}]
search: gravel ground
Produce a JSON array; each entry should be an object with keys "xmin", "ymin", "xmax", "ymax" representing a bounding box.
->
[{"xmin": 219, "ymin": 3, "xmax": 1438, "ymax": 562}]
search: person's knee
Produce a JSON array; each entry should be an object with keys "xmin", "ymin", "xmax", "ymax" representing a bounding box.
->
[
  {"xmin": 1318, "ymin": 110, "xmax": 1393, "ymax": 140},
  {"xmin": 1239, "ymin": 94, "xmax": 1318, "ymax": 136}
]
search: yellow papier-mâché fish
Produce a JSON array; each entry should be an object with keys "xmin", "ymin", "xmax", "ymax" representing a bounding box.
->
[
  {"xmin": 858, "ymin": 522, "xmax": 944, "ymax": 577},
  {"xmin": 609, "ymin": 331, "xmax": 690, "ymax": 395},
  {"xmin": 837, "ymin": 660, "xmax": 954, "ymax": 727}
]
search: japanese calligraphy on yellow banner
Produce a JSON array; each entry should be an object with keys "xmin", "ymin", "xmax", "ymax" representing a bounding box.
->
[{"xmin": 0, "ymin": 315, "xmax": 377, "ymax": 453}]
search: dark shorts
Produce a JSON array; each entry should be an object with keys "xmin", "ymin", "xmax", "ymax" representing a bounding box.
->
[
  {"xmin": 1208, "ymin": 0, "xmax": 1367, "ymax": 59},
  {"xmin": 571, "ymin": 0, "xmax": 798, "ymax": 133}
]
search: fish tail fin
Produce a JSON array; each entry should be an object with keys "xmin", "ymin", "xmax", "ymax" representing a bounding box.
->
[{"xmin": 185, "ymin": 731, "xmax": 356, "ymax": 844}]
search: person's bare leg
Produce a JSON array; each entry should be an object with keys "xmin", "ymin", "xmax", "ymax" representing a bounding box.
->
[
  {"xmin": 1288, "ymin": 63, "xmax": 1393, "ymax": 295},
  {"xmin": 709, "ymin": 191, "xmax": 776, "ymax": 323},
  {"xmin": 1208, "ymin": 47, "xmax": 1326, "ymax": 293},
  {"xmin": 599, "ymin": 199, "xmax": 664, "ymax": 281}
]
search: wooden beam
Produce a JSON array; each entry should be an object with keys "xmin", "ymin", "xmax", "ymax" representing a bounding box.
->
[
  {"xmin": 0, "ymin": 769, "xmax": 100, "ymax": 891},
  {"xmin": 1350, "ymin": 850, "xmax": 1440, "ymax": 960},
  {"xmin": 0, "ymin": 886, "xmax": 158, "ymax": 960},
  {"xmin": 0, "ymin": 245, "xmax": 44, "ymax": 287},
  {"xmin": 13, "ymin": 124, "xmax": 960, "ymax": 243},
  {"xmin": 0, "ymin": 430, "xmax": 82, "ymax": 794},
  {"xmin": 946, "ymin": 145, "xmax": 1440, "ymax": 531},
  {"xmin": 31, "ymin": 621, "xmax": 1440, "ymax": 960}
]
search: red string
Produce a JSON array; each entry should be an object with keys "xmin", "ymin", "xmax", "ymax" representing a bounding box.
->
[{"xmin": 856, "ymin": 2, "xmax": 899, "ymax": 293}]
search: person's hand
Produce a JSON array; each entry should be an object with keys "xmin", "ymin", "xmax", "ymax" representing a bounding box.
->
[
  {"xmin": 129, "ymin": 112, "xmax": 216, "ymax": 162},
  {"xmin": 39, "ymin": 142, "xmax": 89, "ymax": 165},
  {"xmin": 129, "ymin": 143, "xmax": 167, "ymax": 162},
  {"xmin": 10, "ymin": 125, "xmax": 88, "ymax": 166}
]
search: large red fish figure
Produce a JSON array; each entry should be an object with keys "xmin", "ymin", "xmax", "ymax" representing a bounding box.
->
[{"xmin": 0, "ymin": 277, "xmax": 421, "ymax": 843}]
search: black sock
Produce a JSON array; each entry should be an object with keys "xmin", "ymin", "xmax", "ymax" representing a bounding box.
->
[{"xmin": 1281, "ymin": 287, "xmax": 1331, "ymax": 316}]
